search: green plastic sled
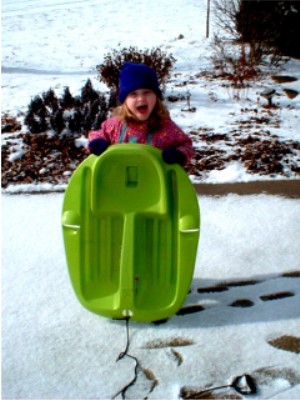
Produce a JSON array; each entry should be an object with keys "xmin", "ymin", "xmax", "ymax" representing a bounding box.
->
[{"xmin": 62, "ymin": 144, "xmax": 200, "ymax": 322}]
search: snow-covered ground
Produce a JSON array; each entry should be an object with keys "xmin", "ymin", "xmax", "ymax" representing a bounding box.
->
[
  {"xmin": 2, "ymin": 193, "xmax": 300, "ymax": 399},
  {"xmin": 2, "ymin": 0, "xmax": 300, "ymax": 399}
]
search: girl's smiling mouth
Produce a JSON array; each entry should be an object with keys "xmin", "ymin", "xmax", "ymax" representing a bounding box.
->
[{"xmin": 136, "ymin": 104, "xmax": 148, "ymax": 114}]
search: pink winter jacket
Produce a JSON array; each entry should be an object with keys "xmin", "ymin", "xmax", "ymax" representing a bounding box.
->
[{"xmin": 88, "ymin": 116, "xmax": 194, "ymax": 166}]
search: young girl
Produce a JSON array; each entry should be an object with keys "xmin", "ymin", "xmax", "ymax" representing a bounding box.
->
[{"xmin": 88, "ymin": 62, "xmax": 194, "ymax": 166}]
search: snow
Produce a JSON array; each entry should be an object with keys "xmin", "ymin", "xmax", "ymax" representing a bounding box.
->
[
  {"xmin": 1, "ymin": 0, "xmax": 300, "ymax": 398},
  {"xmin": 2, "ymin": 193, "xmax": 300, "ymax": 399}
]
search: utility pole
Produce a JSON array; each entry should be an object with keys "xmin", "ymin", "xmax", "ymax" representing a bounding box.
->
[{"xmin": 206, "ymin": 0, "xmax": 211, "ymax": 38}]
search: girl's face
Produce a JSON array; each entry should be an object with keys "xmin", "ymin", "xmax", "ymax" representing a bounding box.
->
[{"xmin": 125, "ymin": 89, "xmax": 157, "ymax": 121}]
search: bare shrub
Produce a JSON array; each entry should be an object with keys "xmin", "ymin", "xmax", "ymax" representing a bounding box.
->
[{"xmin": 96, "ymin": 46, "xmax": 176, "ymax": 103}]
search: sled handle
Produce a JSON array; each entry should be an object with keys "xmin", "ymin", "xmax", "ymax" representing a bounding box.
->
[
  {"xmin": 179, "ymin": 215, "xmax": 199, "ymax": 234},
  {"xmin": 63, "ymin": 223, "xmax": 80, "ymax": 230},
  {"xmin": 62, "ymin": 211, "xmax": 81, "ymax": 231},
  {"xmin": 180, "ymin": 228, "xmax": 200, "ymax": 233}
]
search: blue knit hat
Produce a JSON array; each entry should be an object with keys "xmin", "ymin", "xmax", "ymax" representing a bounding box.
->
[{"xmin": 118, "ymin": 62, "xmax": 162, "ymax": 104}]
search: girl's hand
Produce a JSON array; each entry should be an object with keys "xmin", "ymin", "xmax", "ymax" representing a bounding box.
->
[
  {"xmin": 88, "ymin": 138, "xmax": 110, "ymax": 156},
  {"xmin": 162, "ymin": 146, "xmax": 186, "ymax": 166}
]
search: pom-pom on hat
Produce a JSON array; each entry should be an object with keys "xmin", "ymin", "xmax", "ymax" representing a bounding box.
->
[{"xmin": 118, "ymin": 62, "xmax": 162, "ymax": 104}]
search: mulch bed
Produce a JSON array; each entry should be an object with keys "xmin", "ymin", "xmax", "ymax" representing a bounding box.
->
[{"xmin": 2, "ymin": 112, "xmax": 300, "ymax": 189}]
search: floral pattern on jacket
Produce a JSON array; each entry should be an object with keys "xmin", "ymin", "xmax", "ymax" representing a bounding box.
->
[{"xmin": 88, "ymin": 116, "xmax": 194, "ymax": 166}]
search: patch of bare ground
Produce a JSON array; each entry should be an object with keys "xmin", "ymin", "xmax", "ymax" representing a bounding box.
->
[
  {"xmin": 180, "ymin": 387, "xmax": 242, "ymax": 399},
  {"xmin": 143, "ymin": 337, "xmax": 194, "ymax": 349},
  {"xmin": 177, "ymin": 305, "xmax": 205, "ymax": 315},
  {"xmin": 197, "ymin": 279, "xmax": 259, "ymax": 294},
  {"xmin": 271, "ymin": 75, "xmax": 298, "ymax": 84},
  {"xmin": 180, "ymin": 374, "xmax": 257, "ymax": 399},
  {"xmin": 225, "ymin": 279, "xmax": 260, "ymax": 287},
  {"xmin": 188, "ymin": 106, "xmax": 300, "ymax": 180},
  {"xmin": 268, "ymin": 335, "xmax": 300, "ymax": 354},
  {"xmin": 260, "ymin": 291, "xmax": 295, "ymax": 301},
  {"xmin": 282, "ymin": 270, "xmax": 300, "ymax": 278},
  {"xmin": 170, "ymin": 348, "xmax": 183, "ymax": 366},
  {"xmin": 229, "ymin": 299, "xmax": 255, "ymax": 308},
  {"xmin": 197, "ymin": 285, "xmax": 229, "ymax": 293},
  {"xmin": 141, "ymin": 368, "xmax": 159, "ymax": 393},
  {"xmin": 283, "ymin": 88, "xmax": 299, "ymax": 99},
  {"xmin": 1, "ymin": 132, "xmax": 87, "ymax": 188},
  {"xmin": 253, "ymin": 366, "xmax": 300, "ymax": 386},
  {"xmin": 1, "ymin": 114, "xmax": 22, "ymax": 133}
]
